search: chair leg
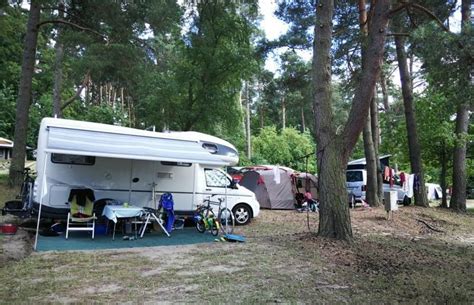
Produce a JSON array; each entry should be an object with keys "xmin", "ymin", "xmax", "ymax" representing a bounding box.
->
[
  {"xmin": 92, "ymin": 214, "xmax": 95, "ymax": 240},
  {"xmin": 66, "ymin": 212, "xmax": 70, "ymax": 239}
]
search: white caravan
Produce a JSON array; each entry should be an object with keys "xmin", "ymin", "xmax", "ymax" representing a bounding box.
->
[{"xmin": 33, "ymin": 118, "xmax": 260, "ymax": 225}]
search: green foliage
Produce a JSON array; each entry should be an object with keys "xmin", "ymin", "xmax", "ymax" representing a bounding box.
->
[
  {"xmin": 169, "ymin": 1, "xmax": 259, "ymax": 134},
  {"xmin": 0, "ymin": 84, "xmax": 16, "ymax": 139},
  {"xmin": 0, "ymin": 5, "xmax": 26, "ymax": 92},
  {"xmin": 252, "ymin": 126, "xmax": 315, "ymax": 172}
]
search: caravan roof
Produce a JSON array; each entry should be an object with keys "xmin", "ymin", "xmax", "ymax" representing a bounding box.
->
[{"xmin": 38, "ymin": 118, "xmax": 233, "ymax": 166}]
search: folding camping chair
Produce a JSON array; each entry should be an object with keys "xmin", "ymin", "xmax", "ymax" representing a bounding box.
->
[
  {"xmin": 136, "ymin": 184, "xmax": 170, "ymax": 238},
  {"xmin": 65, "ymin": 189, "xmax": 97, "ymax": 239}
]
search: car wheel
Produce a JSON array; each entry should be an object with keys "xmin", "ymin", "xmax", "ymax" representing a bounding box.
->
[
  {"xmin": 402, "ymin": 196, "xmax": 411, "ymax": 206},
  {"xmin": 233, "ymin": 204, "xmax": 252, "ymax": 225}
]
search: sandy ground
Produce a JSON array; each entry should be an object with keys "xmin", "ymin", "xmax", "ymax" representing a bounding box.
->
[{"xmin": 0, "ymin": 202, "xmax": 473, "ymax": 303}]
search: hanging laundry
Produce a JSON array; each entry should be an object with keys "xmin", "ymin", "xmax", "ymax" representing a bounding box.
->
[
  {"xmin": 407, "ymin": 174, "xmax": 415, "ymax": 198},
  {"xmin": 273, "ymin": 166, "xmax": 281, "ymax": 184},
  {"xmin": 389, "ymin": 168, "xmax": 394, "ymax": 187},
  {"xmin": 384, "ymin": 166, "xmax": 390, "ymax": 182},
  {"xmin": 400, "ymin": 172, "xmax": 406, "ymax": 185}
]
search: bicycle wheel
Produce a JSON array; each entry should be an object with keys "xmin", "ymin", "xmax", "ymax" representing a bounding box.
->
[
  {"xmin": 196, "ymin": 218, "xmax": 206, "ymax": 233},
  {"xmin": 210, "ymin": 216, "xmax": 219, "ymax": 236},
  {"xmin": 195, "ymin": 208, "xmax": 206, "ymax": 233},
  {"xmin": 21, "ymin": 181, "xmax": 32, "ymax": 210},
  {"xmin": 218, "ymin": 208, "xmax": 235, "ymax": 235}
]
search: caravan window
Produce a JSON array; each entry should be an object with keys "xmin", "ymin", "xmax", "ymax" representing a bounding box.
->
[
  {"xmin": 51, "ymin": 153, "xmax": 95, "ymax": 165},
  {"xmin": 161, "ymin": 161, "xmax": 192, "ymax": 167},
  {"xmin": 205, "ymin": 169, "xmax": 231, "ymax": 188}
]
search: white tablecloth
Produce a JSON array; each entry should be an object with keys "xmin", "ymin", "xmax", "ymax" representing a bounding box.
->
[{"xmin": 102, "ymin": 205, "xmax": 144, "ymax": 223}]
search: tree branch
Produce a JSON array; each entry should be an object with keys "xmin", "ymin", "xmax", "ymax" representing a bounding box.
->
[
  {"xmin": 410, "ymin": 3, "xmax": 449, "ymax": 32},
  {"xmin": 387, "ymin": 3, "xmax": 408, "ymax": 18},
  {"xmin": 388, "ymin": 2, "xmax": 449, "ymax": 33},
  {"xmin": 60, "ymin": 73, "xmax": 90, "ymax": 111},
  {"xmin": 387, "ymin": 32, "xmax": 411, "ymax": 37},
  {"xmin": 37, "ymin": 19, "xmax": 107, "ymax": 41}
]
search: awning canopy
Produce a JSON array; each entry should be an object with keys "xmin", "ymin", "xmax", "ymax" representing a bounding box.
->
[{"xmin": 45, "ymin": 126, "xmax": 228, "ymax": 165}]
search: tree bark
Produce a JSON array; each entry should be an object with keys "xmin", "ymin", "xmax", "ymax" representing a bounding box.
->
[
  {"xmin": 245, "ymin": 83, "xmax": 251, "ymax": 159},
  {"xmin": 450, "ymin": 102, "xmax": 469, "ymax": 212},
  {"xmin": 314, "ymin": 0, "xmax": 352, "ymax": 240},
  {"xmin": 239, "ymin": 87, "xmax": 246, "ymax": 136},
  {"xmin": 394, "ymin": 35, "xmax": 429, "ymax": 207},
  {"xmin": 8, "ymin": 0, "xmax": 41, "ymax": 187},
  {"xmin": 380, "ymin": 68, "xmax": 390, "ymax": 110},
  {"xmin": 301, "ymin": 106, "xmax": 305, "ymax": 132},
  {"xmin": 439, "ymin": 144, "xmax": 448, "ymax": 208},
  {"xmin": 450, "ymin": 0, "xmax": 471, "ymax": 212},
  {"xmin": 359, "ymin": 0, "xmax": 380, "ymax": 207},
  {"xmin": 371, "ymin": 95, "xmax": 383, "ymax": 200},
  {"xmin": 52, "ymin": 0, "xmax": 65, "ymax": 118},
  {"xmin": 313, "ymin": 0, "xmax": 390, "ymax": 240},
  {"xmin": 281, "ymin": 96, "xmax": 286, "ymax": 129},
  {"xmin": 341, "ymin": 0, "xmax": 390, "ymax": 159},
  {"xmin": 363, "ymin": 108, "xmax": 380, "ymax": 206}
]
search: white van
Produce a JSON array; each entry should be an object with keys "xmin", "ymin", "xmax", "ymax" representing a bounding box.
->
[
  {"xmin": 346, "ymin": 168, "xmax": 410, "ymax": 205},
  {"xmin": 31, "ymin": 118, "xmax": 260, "ymax": 225}
]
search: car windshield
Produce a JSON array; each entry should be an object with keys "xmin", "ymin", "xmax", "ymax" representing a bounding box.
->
[{"xmin": 346, "ymin": 171, "xmax": 362, "ymax": 182}]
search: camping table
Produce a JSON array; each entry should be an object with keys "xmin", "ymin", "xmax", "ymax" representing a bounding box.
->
[{"xmin": 102, "ymin": 205, "xmax": 144, "ymax": 240}]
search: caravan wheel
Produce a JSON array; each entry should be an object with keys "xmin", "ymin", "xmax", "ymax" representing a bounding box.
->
[{"xmin": 233, "ymin": 204, "xmax": 251, "ymax": 225}]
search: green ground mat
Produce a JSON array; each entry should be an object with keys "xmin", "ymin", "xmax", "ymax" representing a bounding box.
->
[{"xmin": 36, "ymin": 227, "xmax": 216, "ymax": 252}]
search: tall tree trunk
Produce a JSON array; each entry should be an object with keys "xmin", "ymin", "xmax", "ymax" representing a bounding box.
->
[
  {"xmin": 450, "ymin": 102, "xmax": 469, "ymax": 212},
  {"xmin": 363, "ymin": 108, "xmax": 380, "ymax": 206},
  {"xmin": 281, "ymin": 96, "xmax": 286, "ymax": 129},
  {"xmin": 314, "ymin": 0, "xmax": 352, "ymax": 239},
  {"xmin": 359, "ymin": 0, "xmax": 380, "ymax": 207},
  {"xmin": 301, "ymin": 106, "xmax": 305, "ymax": 132},
  {"xmin": 439, "ymin": 144, "xmax": 448, "ymax": 208},
  {"xmin": 371, "ymin": 95, "xmax": 383, "ymax": 200},
  {"xmin": 52, "ymin": 0, "xmax": 65, "ymax": 118},
  {"xmin": 394, "ymin": 35, "xmax": 428, "ymax": 207},
  {"xmin": 313, "ymin": 0, "xmax": 389, "ymax": 240},
  {"xmin": 245, "ymin": 83, "xmax": 251, "ymax": 159},
  {"xmin": 450, "ymin": 0, "xmax": 471, "ymax": 212},
  {"xmin": 120, "ymin": 87, "xmax": 124, "ymax": 112},
  {"xmin": 380, "ymin": 67, "xmax": 390, "ymax": 110},
  {"xmin": 239, "ymin": 88, "xmax": 246, "ymax": 136},
  {"xmin": 8, "ymin": 1, "xmax": 41, "ymax": 187}
]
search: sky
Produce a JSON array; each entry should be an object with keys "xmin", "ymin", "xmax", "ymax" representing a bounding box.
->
[
  {"xmin": 258, "ymin": 0, "xmax": 312, "ymax": 74},
  {"xmin": 258, "ymin": 0, "xmax": 288, "ymax": 73},
  {"xmin": 258, "ymin": 0, "xmax": 464, "ymax": 76}
]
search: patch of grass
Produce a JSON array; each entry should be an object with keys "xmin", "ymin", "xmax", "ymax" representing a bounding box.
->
[
  {"xmin": 0, "ymin": 208, "xmax": 472, "ymax": 303},
  {"xmin": 342, "ymin": 236, "xmax": 474, "ymax": 303}
]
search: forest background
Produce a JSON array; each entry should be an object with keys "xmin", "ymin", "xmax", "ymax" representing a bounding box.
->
[{"xmin": 0, "ymin": 0, "xmax": 472, "ymax": 206}]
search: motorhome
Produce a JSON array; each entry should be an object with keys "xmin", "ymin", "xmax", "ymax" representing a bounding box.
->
[{"xmin": 30, "ymin": 118, "xmax": 259, "ymax": 225}]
